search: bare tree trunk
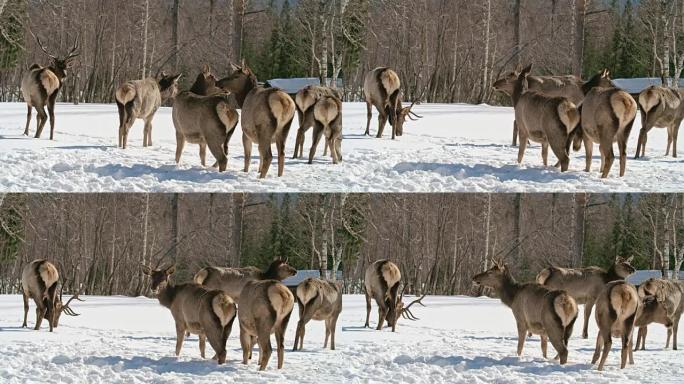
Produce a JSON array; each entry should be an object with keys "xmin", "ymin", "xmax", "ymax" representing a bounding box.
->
[
  {"xmin": 513, "ymin": 0, "xmax": 521, "ymax": 66},
  {"xmin": 479, "ymin": 0, "xmax": 491, "ymax": 103},
  {"xmin": 141, "ymin": 0, "xmax": 150, "ymax": 79},
  {"xmin": 572, "ymin": 0, "xmax": 587, "ymax": 76},
  {"xmin": 172, "ymin": 0, "xmax": 181, "ymax": 71}
]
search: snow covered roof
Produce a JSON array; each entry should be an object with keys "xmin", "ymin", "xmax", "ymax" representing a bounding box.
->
[
  {"xmin": 612, "ymin": 78, "xmax": 684, "ymax": 94},
  {"xmin": 282, "ymin": 270, "xmax": 343, "ymax": 287},
  {"xmin": 264, "ymin": 78, "xmax": 344, "ymax": 94},
  {"xmin": 627, "ymin": 270, "xmax": 674, "ymax": 285}
]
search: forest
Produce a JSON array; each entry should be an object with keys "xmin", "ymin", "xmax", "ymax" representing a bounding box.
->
[
  {"xmin": 1, "ymin": 0, "xmax": 684, "ymax": 104},
  {"xmin": 0, "ymin": 193, "xmax": 682, "ymax": 296}
]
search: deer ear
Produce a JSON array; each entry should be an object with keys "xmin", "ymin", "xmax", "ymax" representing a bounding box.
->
[
  {"xmin": 515, "ymin": 63, "xmax": 523, "ymax": 73},
  {"xmin": 141, "ymin": 265, "xmax": 152, "ymax": 275},
  {"xmin": 165, "ymin": 265, "xmax": 176, "ymax": 275},
  {"xmin": 625, "ymin": 256, "xmax": 634, "ymax": 263},
  {"xmin": 202, "ymin": 64, "xmax": 210, "ymax": 75},
  {"xmin": 172, "ymin": 74, "xmax": 182, "ymax": 83},
  {"xmin": 521, "ymin": 64, "xmax": 532, "ymax": 76}
]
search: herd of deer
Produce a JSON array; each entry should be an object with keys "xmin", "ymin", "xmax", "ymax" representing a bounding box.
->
[
  {"xmin": 473, "ymin": 256, "xmax": 684, "ymax": 370},
  {"xmin": 19, "ymin": 35, "xmax": 684, "ymax": 180},
  {"xmin": 20, "ymin": 255, "xmax": 682, "ymax": 372},
  {"xmin": 19, "ymin": 258, "xmax": 424, "ymax": 371}
]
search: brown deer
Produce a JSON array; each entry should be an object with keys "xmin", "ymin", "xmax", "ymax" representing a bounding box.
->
[
  {"xmin": 577, "ymin": 69, "xmax": 638, "ymax": 178},
  {"xmin": 536, "ymin": 256, "xmax": 635, "ymax": 339},
  {"xmin": 217, "ymin": 63, "xmax": 295, "ymax": 178},
  {"xmin": 493, "ymin": 65, "xmax": 584, "ymax": 146},
  {"xmin": 510, "ymin": 64, "xmax": 579, "ymax": 172},
  {"xmin": 635, "ymin": 86, "xmax": 684, "ymax": 159},
  {"xmin": 142, "ymin": 264, "xmax": 236, "ymax": 364},
  {"xmin": 308, "ymin": 95, "xmax": 343, "ymax": 165},
  {"xmin": 238, "ymin": 279, "xmax": 294, "ymax": 370},
  {"xmin": 591, "ymin": 281, "xmax": 639, "ymax": 371},
  {"xmin": 636, "ymin": 277, "xmax": 684, "ymax": 350},
  {"xmin": 116, "ymin": 72, "xmax": 181, "ymax": 149},
  {"xmin": 172, "ymin": 68, "xmax": 239, "ymax": 172},
  {"xmin": 292, "ymin": 85, "xmax": 341, "ymax": 159},
  {"xmin": 21, "ymin": 259, "xmax": 82, "ymax": 332},
  {"xmin": 194, "ymin": 259, "xmax": 296, "ymax": 301},
  {"xmin": 363, "ymin": 259, "xmax": 425, "ymax": 332},
  {"xmin": 292, "ymin": 277, "xmax": 343, "ymax": 351},
  {"xmin": 472, "ymin": 259, "xmax": 578, "ymax": 365},
  {"xmin": 21, "ymin": 33, "xmax": 80, "ymax": 140},
  {"xmin": 634, "ymin": 295, "xmax": 675, "ymax": 351},
  {"xmin": 363, "ymin": 67, "xmax": 422, "ymax": 140}
]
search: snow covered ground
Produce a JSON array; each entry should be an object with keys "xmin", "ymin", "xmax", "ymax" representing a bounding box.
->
[
  {"xmin": 0, "ymin": 294, "xmax": 681, "ymax": 383},
  {"xmin": 0, "ymin": 102, "xmax": 682, "ymax": 192}
]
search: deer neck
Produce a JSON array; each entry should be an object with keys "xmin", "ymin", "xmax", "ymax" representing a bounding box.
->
[
  {"xmin": 156, "ymin": 283, "xmax": 178, "ymax": 309},
  {"xmin": 511, "ymin": 81, "xmax": 524, "ymax": 107},
  {"xmin": 234, "ymin": 75, "xmax": 257, "ymax": 108},
  {"xmin": 605, "ymin": 265, "xmax": 622, "ymax": 282},
  {"xmin": 496, "ymin": 273, "xmax": 522, "ymax": 308}
]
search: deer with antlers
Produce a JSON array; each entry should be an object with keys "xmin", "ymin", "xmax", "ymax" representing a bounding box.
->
[
  {"xmin": 363, "ymin": 67, "xmax": 422, "ymax": 140},
  {"xmin": 472, "ymin": 259, "xmax": 578, "ymax": 365},
  {"xmin": 21, "ymin": 259, "xmax": 83, "ymax": 332},
  {"xmin": 363, "ymin": 259, "xmax": 426, "ymax": 332},
  {"xmin": 21, "ymin": 33, "xmax": 80, "ymax": 140}
]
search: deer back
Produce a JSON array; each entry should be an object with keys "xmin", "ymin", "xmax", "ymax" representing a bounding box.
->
[
  {"xmin": 581, "ymin": 87, "xmax": 637, "ymax": 142},
  {"xmin": 238, "ymin": 280, "xmax": 294, "ymax": 333},
  {"xmin": 21, "ymin": 67, "xmax": 61, "ymax": 106},
  {"xmin": 296, "ymin": 278, "xmax": 342, "ymax": 320},
  {"xmin": 241, "ymin": 87, "xmax": 295, "ymax": 143},
  {"xmin": 596, "ymin": 281, "xmax": 639, "ymax": 336},
  {"xmin": 363, "ymin": 67, "xmax": 400, "ymax": 109},
  {"xmin": 639, "ymin": 86, "xmax": 684, "ymax": 127},
  {"xmin": 169, "ymin": 283, "xmax": 236, "ymax": 332},
  {"xmin": 364, "ymin": 260, "xmax": 401, "ymax": 304},
  {"xmin": 21, "ymin": 259, "xmax": 59, "ymax": 301}
]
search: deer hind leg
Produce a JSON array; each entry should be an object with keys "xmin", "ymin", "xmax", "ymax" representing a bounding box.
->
[
  {"xmin": 597, "ymin": 333, "xmax": 612, "ymax": 371},
  {"xmin": 34, "ymin": 304, "xmax": 45, "ymax": 330},
  {"xmin": 277, "ymin": 118, "xmax": 293, "ymax": 177},
  {"xmin": 47, "ymin": 92, "xmax": 58, "ymax": 140},
  {"xmin": 257, "ymin": 330, "xmax": 273, "ymax": 371},
  {"xmin": 512, "ymin": 120, "xmax": 519, "ymax": 146},
  {"xmin": 34, "ymin": 104, "xmax": 48, "ymax": 139},
  {"xmin": 239, "ymin": 325, "xmax": 252, "ymax": 364},
  {"xmin": 142, "ymin": 118, "xmax": 153, "ymax": 147},
  {"xmin": 364, "ymin": 291, "xmax": 372, "ymax": 328},
  {"xmin": 242, "ymin": 133, "xmax": 253, "ymax": 173},
  {"xmin": 376, "ymin": 304, "xmax": 387, "ymax": 331},
  {"xmin": 635, "ymin": 128, "xmax": 646, "ymax": 159},
  {"xmin": 582, "ymin": 300, "xmax": 594, "ymax": 339},
  {"xmin": 673, "ymin": 316, "xmax": 680, "ymax": 350},
  {"xmin": 199, "ymin": 142, "xmax": 207, "ymax": 167},
  {"xmin": 293, "ymin": 110, "xmax": 306, "ymax": 159},
  {"xmin": 24, "ymin": 105, "xmax": 33, "ymax": 136},
  {"xmin": 293, "ymin": 305, "xmax": 311, "ymax": 351},
  {"xmin": 634, "ymin": 326, "xmax": 644, "ymax": 350},
  {"xmin": 668, "ymin": 124, "xmax": 679, "ymax": 158},
  {"xmin": 207, "ymin": 140, "xmax": 228, "ymax": 172},
  {"xmin": 547, "ymin": 327, "xmax": 569, "ymax": 365},
  {"xmin": 591, "ymin": 332, "xmax": 603, "ymax": 365},
  {"xmin": 329, "ymin": 315, "xmax": 338, "ymax": 350},
  {"xmin": 516, "ymin": 131, "xmax": 528, "ymax": 164},
  {"xmin": 308, "ymin": 122, "xmax": 325, "ymax": 165},
  {"xmin": 199, "ymin": 334, "xmax": 206, "ymax": 358},
  {"xmin": 515, "ymin": 322, "xmax": 527, "ymax": 357},
  {"xmin": 256, "ymin": 140, "xmax": 273, "ymax": 179},
  {"xmin": 540, "ymin": 335, "xmax": 548, "ymax": 359},
  {"xmin": 376, "ymin": 113, "xmax": 388, "ymax": 139},
  {"xmin": 206, "ymin": 325, "xmax": 227, "ymax": 365},
  {"xmin": 600, "ymin": 141, "xmax": 614, "ymax": 179},
  {"xmin": 541, "ymin": 142, "xmax": 549, "ymax": 167},
  {"xmin": 21, "ymin": 292, "xmax": 29, "ymax": 328},
  {"xmin": 275, "ymin": 313, "xmax": 291, "ymax": 369},
  {"xmin": 364, "ymin": 101, "xmax": 372, "ymax": 136}
]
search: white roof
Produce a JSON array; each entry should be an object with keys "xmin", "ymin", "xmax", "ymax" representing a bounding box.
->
[
  {"xmin": 282, "ymin": 270, "xmax": 343, "ymax": 286},
  {"xmin": 627, "ymin": 270, "xmax": 674, "ymax": 285},
  {"xmin": 612, "ymin": 78, "xmax": 684, "ymax": 94},
  {"xmin": 265, "ymin": 78, "xmax": 344, "ymax": 94}
]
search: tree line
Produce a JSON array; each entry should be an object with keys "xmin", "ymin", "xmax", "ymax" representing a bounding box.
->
[
  {"xmin": 1, "ymin": 0, "xmax": 683, "ymax": 104},
  {"xmin": 0, "ymin": 193, "xmax": 682, "ymax": 297}
]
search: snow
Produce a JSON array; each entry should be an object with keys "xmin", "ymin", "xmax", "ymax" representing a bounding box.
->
[
  {"xmin": 0, "ymin": 102, "xmax": 682, "ymax": 192},
  {"xmin": 0, "ymin": 294, "xmax": 681, "ymax": 383}
]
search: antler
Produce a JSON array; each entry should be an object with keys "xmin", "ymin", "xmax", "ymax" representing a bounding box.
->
[
  {"xmin": 401, "ymin": 293, "xmax": 427, "ymax": 320},
  {"xmin": 406, "ymin": 86, "xmax": 427, "ymax": 120},
  {"xmin": 32, "ymin": 32, "xmax": 58, "ymax": 60},
  {"xmin": 64, "ymin": 32, "xmax": 81, "ymax": 62},
  {"xmin": 62, "ymin": 293, "xmax": 84, "ymax": 316}
]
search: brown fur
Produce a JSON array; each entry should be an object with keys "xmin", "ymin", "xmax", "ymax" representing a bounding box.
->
[
  {"xmin": 21, "ymin": 259, "xmax": 80, "ymax": 332},
  {"xmin": 537, "ymin": 256, "xmax": 635, "ymax": 339},
  {"xmin": 364, "ymin": 260, "xmax": 402, "ymax": 331},
  {"xmin": 238, "ymin": 280, "xmax": 294, "ymax": 370},
  {"xmin": 217, "ymin": 64, "xmax": 296, "ymax": 178},
  {"xmin": 363, "ymin": 67, "xmax": 420, "ymax": 139},
  {"xmin": 292, "ymin": 85, "xmax": 341, "ymax": 159},
  {"xmin": 472, "ymin": 260, "xmax": 577, "ymax": 365},
  {"xmin": 194, "ymin": 259, "xmax": 296, "ymax": 301},
  {"xmin": 635, "ymin": 86, "xmax": 684, "ymax": 159},
  {"xmin": 591, "ymin": 281, "xmax": 639, "ymax": 370},
  {"xmin": 172, "ymin": 71, "xmax": 239, "ymax": 172},
  {"xmin": 116, "ymin": 74, "xmax": 181, "ymax": 149},
  {"xmin": 579, "ymin": 71, "xmax": 637, "ymax": 178},
  {"xmin": 636, "ymin": 278, "xmax": 684, "ymax": 350},
  {"xmin": 293, "ymin": 278, "xmax": 343, "ymax": 351},
  {"xmin": 309, "ymin": 95, "xmax": 343, "ymax": 164},
  {"xmin": 634, "ymin": 296, "xmax": 675, "ymax": 351},
  {"xmin": 512, "ymin": 65, "xmax": 577, "ymax": 172},
  {"xmin": 143, "ymin": 265, "xmax": 236, "ymax": 364}
]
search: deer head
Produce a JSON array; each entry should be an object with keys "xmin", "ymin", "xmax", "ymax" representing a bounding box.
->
[
  {"xmin": 472, "ymin": 258, "xmax": 509, "ymax": 289},
  {"xmin": 142, "ymin": 264, "xmax": 176, "ymax": 294},
  {"xmin": 51, "ymin": 285, "xmax": 83, "ymax": 327},
  {"xmin": 395, "ymin": 285, "xmax": 427, "ymax": 322},
  {"xmin": 157, "ymin": 72, "xmax": 182, "ymax": 101},
  {"xmin": 33, "ymin": 32, "xmax": 80, "ymax": 79},
  {"xmin": 614, "ymin": 256, "xmax": 636, "ymax": 279},
  {"xmin": 392, "ymin": 95, "xmax": 423, "ymax": 136},
  {"xmin": 265, "ymin": 258, "xmax": 297, "ymax": 280}
]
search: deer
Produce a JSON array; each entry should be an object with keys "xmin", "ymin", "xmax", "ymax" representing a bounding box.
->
[
  {"xmin": 292, "ymin": 277, "xmax": 343, "ymax": 351},
  {"xmin": 21, "ymin": 259, "xmax": 82, "ymax": 332},
  {"xmin": 194, "ymin": 259, "xmax": 297, "ymax": 301},
  {"xmin": 172, "ymin": 67, "xmax": 239, "ymax": 172},
  {"xmin": 536, "ymin": 256, "xmax": 635, "ymax": 339},
  {"xmin": 634, "ymin": 295, "xmax": 675, "ymax": 351},
  {"xmin": 363, "ymin": 259, "xmax": 426, "ymax": 332},
  {"xmin": 636, "ymin": 277, "xmax": 684, "ymax": 350},
  {"xmin": 21, "ymin": 33, "xmax": 80, "ymax": 140},
  {"xmin": 216, "ymin": 63, "xmax": 295, "ymax": 178},
  {"xmin": 308, "ymin": 95, "xmax": 343, "ymax": 165},
  {"xmin": 116, "ymin": 72, "xmax": 181, "ymax": 149},
  {"xmin": 363, "ymin": 67, "xmax": 422, "ymax": 140},
  {"xmin": 238, "ymin": 279, "xmax": 294, "ymax": 371},
  {"xmin": 493, "ymin": 65, "xmax": 584, "ymax": 146},
  {"xmin": 142, "ymin": 264, "xmax": 237, "ymax": 365},
  {"xmin": 591, "ymin": 281, "xmax": 639, "ymax": 371},
  {"xmin": 510, "ymin": 64, "xmax": 580, "ymax": 172},
  {"xmin": 635, "ymin": 85, "xmax": 684, "ymax": 159},
  {"xmin": 576, "ymin": 69, "xmax": 638, "ymax": 178},
  {"xmin": 472, "ymin": 259, "xmax": 578, "ymax": 365},
  {"xmin": 292, "ymin": 85, "xmax": 341, "ymax": 159}
]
